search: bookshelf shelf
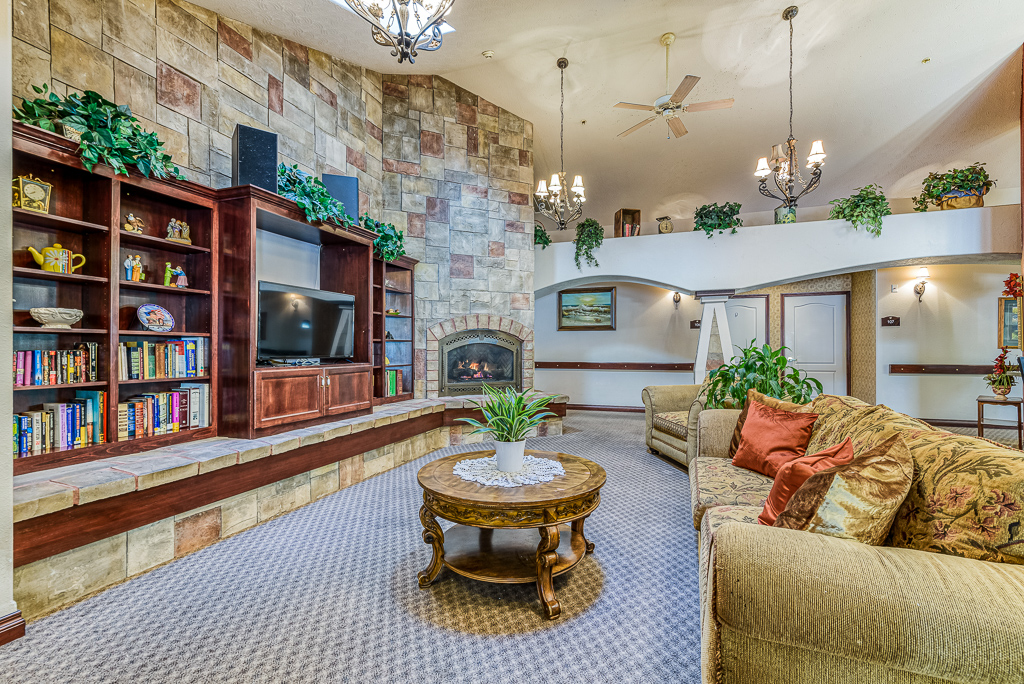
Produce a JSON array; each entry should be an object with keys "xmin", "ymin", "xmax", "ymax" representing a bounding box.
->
[
  {"xmin": 118, "ymin": 330, "xmax": 212, "ymax": 337},
  {"xmin": 119, "ymin": 280, "xmax": 211, "ymax": 295},
  {"xmin": 13, "ymin": 327, "xmax": 108, "ymax": 335},
  {"xmin": 119, "ymin": 376, "xmax": 211, "ymax": 385},
  {"xmin": 13, "ymin": 207, "xmax": 109, "ymax": 234},
  {"xmin": 119, "ymin": 231, "xmax": 211, "ymax": 254},
  {"xmin": 13, "ymin": 267, "xmax": 109, "ymax": 284},
  {"xmin": 373, "ymin": 258, "xmax": 417, "ymax": 403},
  {"xmin": 14, "ymin": 381, "xmax": 108, "ymax": 392},
  {"xmin": 385, "ymin": 314, "xmax": 412, "ymax": 319}
]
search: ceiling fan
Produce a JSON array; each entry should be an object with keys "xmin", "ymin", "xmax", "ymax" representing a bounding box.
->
[{"xmin": 614, "ymin": 32, "xmax": 734, "ymax": 139}]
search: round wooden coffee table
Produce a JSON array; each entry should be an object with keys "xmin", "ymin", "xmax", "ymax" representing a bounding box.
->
[{"xmin": 416, "ymin": 449, "xmax": 606, "ymax": 619}]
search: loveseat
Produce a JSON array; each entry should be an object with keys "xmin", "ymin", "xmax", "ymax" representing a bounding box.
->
[
  {"xmin": 642, "ymin": 383, "xmax": 705, "ymax": 466},
  {"xmin": 691, "ymin": 394, "xmax": 1024, "ymax": 684}
]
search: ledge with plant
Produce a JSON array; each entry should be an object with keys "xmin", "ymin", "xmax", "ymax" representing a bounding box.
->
[
  {"xmin": 573, "ymin": 218, "xmax": 604, "ymax": 270},
  {"xmin": 534, "ymin": 223, "xmax": 552, "ymax": 250},
  {"xmin": 13, "ymin": 84, "xmax": 183, "ymax": 179},
  {"xmin": 458, "ymin": 385, "xmax": 556, "ymax": 471},
  {"xmin": 277, "ymin": 163, "xmax": 358, "ymax": 228},
  {"xmin": 360, "ymin": 213, "xmax": 406, "ymax": 262},
  {"xmin": 705, "ymin": 340, "xmax": 824, "ymax": 409},
  {"xmin": 694, "ymin": 202, "xmax": 742, "ymax": 238},
  {"xmin": 828, "ymin": 184, "xmax": 891, "ymax": 237},
  {"xmin": 912, "ymin": 162, "xmax": 995, "ymax": 212}
]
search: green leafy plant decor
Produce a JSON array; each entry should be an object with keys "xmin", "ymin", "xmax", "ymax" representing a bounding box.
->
[
  {"xmin": 573, "ymin": 218, "xmax": 604, "ymax": 270},
  {"xmin": 912, "ymin": 162, "xmax": 996, "ymax": 211},
  {"xmin": 360, "ymin": 213, "xmax": 406, "ymax": 261},
  {"xmin": 457, "ymin": 385, "xmax": 556, "ymax": 442},
  {"xmin": 694, "ymin": 202, "xmax": 742, "ymax": 238},
  {"xmin": 277, "ymin": 163, "xmax": 357, "ymax": 228},
  {"xmin": 534, "ymin": 223, "xmax": 552, "ymax": 249},
  {"xmin": 705, "ymin": 340, "xmax": 824, "ymax": 409},
  {"xmin": 828, "ymin": 184, "xmax": 892, "ymax": 237},
  {"xmin": 13, "ymin": 84, "xmax": 183, "ymax": 179}
]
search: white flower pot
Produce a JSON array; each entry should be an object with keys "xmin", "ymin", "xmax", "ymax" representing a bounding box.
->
[{"xmin": 494, "ymin": 440, "xmax": 526, "ymax": 472}]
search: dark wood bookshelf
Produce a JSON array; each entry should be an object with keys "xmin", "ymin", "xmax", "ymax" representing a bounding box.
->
[
  {"xmin": 13, "ymin": 267, "xmax": 109, "ymax": 284},
  {"xmin": 373, "ymin": 256, "xmax": 417, "ymax": 404},
  {"xmin": 118, "ymin": 330, "xmax": 212, "ymax": 337},
  {"xmin": 13, "ymin": 207, "xmax": 109, "ymax": 233},
  {"xmin": 119, "ymin": 280, "xmax": 211, "ymax": 295},
  {"xmin": 14, "ymin": 380, "xmax": 108, "ymax": 392},
  {"xmin": 119, "ymin": 376, "xmax": 211, "ymax": 385},
  {"xmin": 13, "ymin": 327, "xmax": 108, "ymax": 335},
  {"xmin": 120, "ymin": 230, "xmax": 211, "ymax": 254}
]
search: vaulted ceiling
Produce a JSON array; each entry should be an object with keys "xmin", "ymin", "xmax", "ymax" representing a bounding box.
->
[{"xmin": 198, "ymin": 0, "xmax": 1023, "ymax": 233}]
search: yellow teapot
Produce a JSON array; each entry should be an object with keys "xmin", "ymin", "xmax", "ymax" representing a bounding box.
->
[{"xmin": 27, "ymin": 243, "xmax": 85, "ymax": 273}]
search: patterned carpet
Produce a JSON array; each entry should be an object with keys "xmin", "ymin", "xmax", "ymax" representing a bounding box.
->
[{"xmin": 0, "ymin": 411, "xmax": 701, "ymax": 684}]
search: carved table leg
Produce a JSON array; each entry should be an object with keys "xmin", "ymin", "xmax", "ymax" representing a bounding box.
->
[
  {"xmin": 418, "ymin": 506, "xmax": 445, "ymax": 588},
  {"xmin": 572, "ymin": 515, "xmax": 595, "ymax": 554},
  {"xmin": 536, "ymin": 525, "xmax": 561, "ymax": 619}
]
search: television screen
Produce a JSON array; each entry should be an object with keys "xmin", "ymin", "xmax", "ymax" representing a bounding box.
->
[{"xmin": 257, "ymin": 281, "xmax": 356, "ymax": 360}]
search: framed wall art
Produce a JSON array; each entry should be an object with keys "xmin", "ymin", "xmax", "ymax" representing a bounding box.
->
[
  {"xmin": 557, "ymin": 287, "xmax": 616, "ymax": 331},
  {"xmin": 997, "ymin": 296, "xmax": 1021, "ymax": 349}
]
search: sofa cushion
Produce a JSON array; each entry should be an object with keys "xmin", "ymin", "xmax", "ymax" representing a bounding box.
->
[
  {"xmin": 699, "ymin": 505, "xmax": 761, "ymax": 608},
  {"xmin": 652, "ymin": 410, "xmax": 689, "ymax": 441},
  {"xmin": 758, "ymin": 437, "xmax": 854, "ymax": 526},
  {"xmin": 888, "ymin": 429, "xmax": 1024, "ymax": 565},
  {"xmin": 690, "ymin": 456, "xmax": 774, "ymax": 529},
  {"xmin": 840, "ymin": 404, "xmax": 937, "ymax": 456},
  {"xmin": 729, "ymin": 389, "xmax": 818, "ymax": 458},
  {"xmin": 733, "ymin": 400, "xmax": 819, "ymax": 477},
  {"xmin": 804, "ymin": 394, "xmax": 875, "ymax": 456},
  {"xmin": 776, "ymin": 434, "xmax": 913, "ymax": 545}
]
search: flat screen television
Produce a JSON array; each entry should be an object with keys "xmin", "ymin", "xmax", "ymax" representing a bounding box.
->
[{"xmin": 257, "ymin": 281, "xmax": 356, "ymax": 360}]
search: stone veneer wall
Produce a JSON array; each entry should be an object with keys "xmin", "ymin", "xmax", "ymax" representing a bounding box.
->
[{"xmin": 11, "ymin": 0, "xmax": 536, "ymax": 398}]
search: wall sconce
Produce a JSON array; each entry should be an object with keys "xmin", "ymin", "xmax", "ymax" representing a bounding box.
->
[
  {"xmin": 913, "ymin": 267, "xmax": 930, "ymax": 302},
  {"xmin": 673, "ymin": 292, "xmax": 682, "ymax": 310}
]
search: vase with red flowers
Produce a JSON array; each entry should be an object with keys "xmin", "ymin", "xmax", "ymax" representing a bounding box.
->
[
  {"xmin": 985, "ymin": 347, "xmax": 1017, "ymax": 399},
  {"xmin": 1003, "ymin": 273, "xmax": 1022, "ymax": 299}
]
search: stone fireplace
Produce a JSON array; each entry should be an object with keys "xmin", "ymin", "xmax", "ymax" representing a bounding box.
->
[{"xmin": 425, "ymin": 315, "xmax": 534, "ymax": 398}]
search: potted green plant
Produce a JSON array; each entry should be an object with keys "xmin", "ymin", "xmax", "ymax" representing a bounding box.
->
[
  {"xmin": 913, "ymin": 162, "xmax": 996, "ymax": 211},
  {"xmin": 828, "ymin": 184, "xmax": 891, "ymax": 237},
  {"xmin": 278, "ymin": 163, "xmax": 358, "ymax": 228},
  {"xmin": 361, "ymin": 214, "xmax": 406, "ymax": 261},
  {"xmin": 534, "ymin": 223, "xmax": 552, "ymax": 249},
  {"xmin": 458, "ymin": 385, "xmax": 556, "ymax": 471},
  {"xmin": 573, "ymin": 218, "xmax": 604, "ymax": 270},
  {"xmin": 693, "ymin": 202, "xmax": 742, "ymax": 238},
  {"xmin": 985, "ymin": 347, "xmax": 1017, "ymax": 400},
  {"xmin": 705, "ymin": 340, "xmax": 824, "ymax": 409},
  {"xmin": 13, "ymin": 84, "xmax": 183, "ymax": 179}
]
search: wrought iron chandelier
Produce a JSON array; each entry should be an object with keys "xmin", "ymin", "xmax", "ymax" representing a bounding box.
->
[
  {"xmin": 535, "ymin": 58, "xmax": 586, "ymax": 230},
  {"xmin": 753, "ymin": 6, "xmax": 827, "ymax": 224},
  {"xmin": 343, "ymin": 0, "xmax": 454, "ymax": 64}
]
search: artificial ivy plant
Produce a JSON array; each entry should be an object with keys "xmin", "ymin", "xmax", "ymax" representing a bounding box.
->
[
  {"xmin": 573, "ymin": 218, "xmax": 604, "ymax": 270},
  {"xmin": 693, "ymin": 202, "xmax": 742, "ymax": 238},
  {"xmin": 13, "ymin": 84, "xmax": 183, "ymax": 179},
  {"xmin": 534, "ymin": 223, "xmax": 552, "ymax": 249},
  {"xmin": 828, "ymin": 184, "xmax": 891, "ymax": 237},
  {"xmin": 705, "ymin": 340, "xmax": 824, "ymax": 409},
  {"xmin": 361, "ymin": 213, "xmax": 406, "ymax": 262},
  {"xmin": 912, "ymin": 162, "xmax": 996, "ymax": 211},
  {"xmin": 277, "ymin": 163, "xmax": 358, "ymax": 228}
]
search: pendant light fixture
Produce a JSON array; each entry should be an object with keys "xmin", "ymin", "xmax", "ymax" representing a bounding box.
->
[
  {"xmin": 343, "ymin": 0, "xmax": 455, "ymax": 64},
  {"xmin": 535, "ymin": 58, "xmax": 586, "ymax": 230}
]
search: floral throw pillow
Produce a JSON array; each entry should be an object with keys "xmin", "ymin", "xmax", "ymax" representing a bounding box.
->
[{"xmin": 888, "ymin": 428, "xmax": 1024, "ymax": 565}]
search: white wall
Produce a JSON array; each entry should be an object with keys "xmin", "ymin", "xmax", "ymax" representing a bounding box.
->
[
  {"xmin": 534, "ymin": 282, "xmax": 701, "ymax": 407},
  {"xmin": 876, "ymin": 264, "xmax": 1022, "ymax": 422},
  {"xmin": 255, "ymin": 231, "xmax": 320, "ymax": 290}
]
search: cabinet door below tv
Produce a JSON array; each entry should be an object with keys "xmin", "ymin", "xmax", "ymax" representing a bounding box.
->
[
  {"xmin": 324, "ymin": 365, "xmax": 372, "ymax": 416},
  {"xmin": 253, "ymin": 367, "xmax": 323, "ymax": 428}
]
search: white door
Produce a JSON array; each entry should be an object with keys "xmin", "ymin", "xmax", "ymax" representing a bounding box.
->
[
  {"xmin": 782, "ymin": 294, "xmax": 848, "ymax": 396},
  {"xmin": 725, "ymin": 297, "xmax": 767, "ymax": 362}
]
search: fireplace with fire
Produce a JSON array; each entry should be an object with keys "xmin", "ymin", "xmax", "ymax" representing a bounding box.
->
[{"xmin": 439, "ymin": 329, "xmax": 522, "ymax": 396}]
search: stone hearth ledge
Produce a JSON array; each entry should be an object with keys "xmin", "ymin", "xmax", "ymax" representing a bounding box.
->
[{"xmin": 12, "ymin": 394, "xmax": 569, "ymax": 523}]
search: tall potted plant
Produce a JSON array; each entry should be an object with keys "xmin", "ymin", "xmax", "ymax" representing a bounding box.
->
[
  {"xmin": 913, "ymin": 162, "xmax": 996, "ymax": 211},
  {"xmin": 458, "ymin": 385, "xmax": 556, "ymax": 471},
  {"xmin": 705, "ymin": 340, "xmax": 824, "ymax": 409}
]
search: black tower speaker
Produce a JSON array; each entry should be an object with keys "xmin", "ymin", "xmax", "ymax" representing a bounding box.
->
[
  {"xmin": 321, "ymin": 174, "xmax": 361, "ymax": 223},
  {"xmin": 232, "ymin": 125, "xmax": 279, "ymax": 192}
]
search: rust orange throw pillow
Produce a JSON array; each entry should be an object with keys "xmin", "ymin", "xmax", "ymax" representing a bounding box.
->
[
  {"xmin": 758, "ymin": 438, "xmax": 854, "ymax": 525},
  {"xmin": 732, "ymin": 400, "xmax": 819, "ymax": 477},
  {"xmin": 728, "ymin": 389, "xmax": 816, "ymax": 458}
]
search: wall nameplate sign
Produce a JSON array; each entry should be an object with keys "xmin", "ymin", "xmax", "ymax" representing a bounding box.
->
[{"xmin": 881, "ymin": 316, "xmax": 900, "ymax": 327}]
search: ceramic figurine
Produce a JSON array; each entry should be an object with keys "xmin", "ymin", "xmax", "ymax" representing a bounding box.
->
[
  {"xmin": 131, "ymin": 255, "xmax": 145, "ymax": 282},
  {"xmin": 29, "ymin": 243, "xmax": 84, "ymax": 273},
  {"xmin": 164, "ymin": 262, "xmax": 173, "ymax": 287},
  {"xmin": 171, "ymin": 265, "xmax": 188, "ymax": 288},
  {"xmin": 124, "ymin": 255, "xmax": 133, "ymax": 280},
  {"xmin": 123, "ymin": 213, "xmax": 146, "ymax": 234},
  {"xmin": 165, "ymin": 219, "xmax": 192, "ymax": 244}
]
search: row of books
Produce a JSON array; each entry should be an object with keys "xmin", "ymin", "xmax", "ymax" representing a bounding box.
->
[
  {"xmin": 13, "ymin": 390, "xmax": 107, "ymax": 456},
  {"xmin": 13, "ymin": 343, "xmax": 99, "ymax": 386},
  {"xmin": 118, "ymin": 339, "xmax": 207, "ymax": 381},
  {"xmin": 118, "ymin": 384, "xmax": 211, "ymax": 440},
  {"xmin": 383, "ymin": 369, "xmax": 404, "ymax": 397}
]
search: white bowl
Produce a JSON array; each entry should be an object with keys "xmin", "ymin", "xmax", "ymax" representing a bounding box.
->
[{"xmin": 29, "ymin": 307, "xmax": 84, "ymax": 329}]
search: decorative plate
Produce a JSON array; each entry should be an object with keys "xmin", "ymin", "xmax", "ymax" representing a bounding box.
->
[{"xmin": 137, "ymin": 303, "xmax": 174, "ymax": 332}]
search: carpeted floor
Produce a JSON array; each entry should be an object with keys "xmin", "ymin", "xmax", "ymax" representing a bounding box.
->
[{"xmin": 0, "ymin": 411, "xmax": 701, "ymax": 684}]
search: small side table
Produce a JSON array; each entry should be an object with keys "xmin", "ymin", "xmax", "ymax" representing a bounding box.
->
[{"xmin": 977, "ymin": 395, "xmax": 1023, "ymax": 449}]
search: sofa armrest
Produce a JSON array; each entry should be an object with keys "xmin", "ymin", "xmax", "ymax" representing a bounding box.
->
[
  {"xmin": 710, "ymin": 523, "xmax": 1024, "ymax": 683},
  {"xmin": 696, "ymin": 409, "xmax": 741, "ymax": 460},
  {"xmin": 642, "ymin": 384, "xmax": 702, "ymax": 415}
]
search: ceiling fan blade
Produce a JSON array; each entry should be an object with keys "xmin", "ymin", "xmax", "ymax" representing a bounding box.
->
[
  {"xmin": 667, "ymin": 117, "xmax": 688, "ymax": 138},
  {"xmin": 685, "ymin": 98, "xmax": 735, "ymax": 112},
  {"xmin": 618, "ymin": 116, "xmax": 657, "ymax": 138},
  {"xmin": 614, "ymin": 102, "xmax": 656, "ymax": 111},
  {"xmin": 669, "ymin": 75, "xmax": 700, "ymax": 103}
]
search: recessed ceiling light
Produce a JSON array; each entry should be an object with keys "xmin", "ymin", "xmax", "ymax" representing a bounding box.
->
[{"xmin": 482, "ymin": 50, "xmax": 494, "ymax": 59}]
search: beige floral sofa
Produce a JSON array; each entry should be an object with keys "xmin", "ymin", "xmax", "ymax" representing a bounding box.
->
[
  {"xmin": 691, "ymin": 394, "xmax": 1024, "ymax": 684},
  {"xmin": 642, "ymin": 383, "xmax": 706, "ymax": 466}
]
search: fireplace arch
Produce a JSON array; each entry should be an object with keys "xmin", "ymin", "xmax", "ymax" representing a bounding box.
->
[{"xmin": 425, "ymin": 316, "xmax": 534, "ymax": 398}]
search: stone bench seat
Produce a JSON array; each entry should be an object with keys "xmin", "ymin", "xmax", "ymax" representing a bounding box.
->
[{"xmin": 13, "ymin": 394, "xmax": 569, "ymax": 524}]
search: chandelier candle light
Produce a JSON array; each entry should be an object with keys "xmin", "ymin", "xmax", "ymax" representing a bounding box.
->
[
  {"xmin": 343, "ymin": 0, "xmax": 454, "ymax": 64},
  {"xmin": 535, "ymin": 58, "xmax": 586, "ymax": 231},
  {"xmin": 753, "ymin": 6, "xmax": 827, "ymax": 224}
]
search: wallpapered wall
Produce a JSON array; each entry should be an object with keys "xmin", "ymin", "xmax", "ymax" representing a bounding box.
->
[{"xmin": 10, "ymin": 0, "xmax": 536, "ymax": 398}]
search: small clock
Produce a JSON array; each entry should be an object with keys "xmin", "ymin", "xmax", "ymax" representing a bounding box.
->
[{"xmin": 657, "ymin": 216, "xmax": 674, "ymax": 234}]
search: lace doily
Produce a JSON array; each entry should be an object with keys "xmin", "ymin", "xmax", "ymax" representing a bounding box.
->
[{"xmin": 452, "ymin": 454, "xmax": 566, "ymax": 488}]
